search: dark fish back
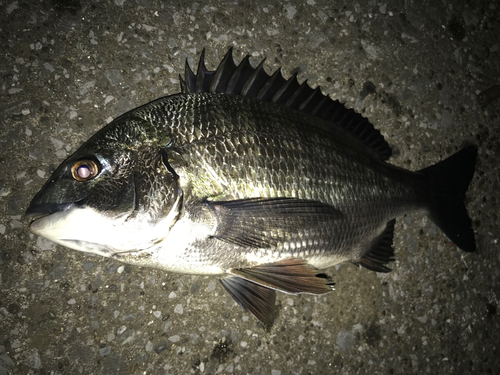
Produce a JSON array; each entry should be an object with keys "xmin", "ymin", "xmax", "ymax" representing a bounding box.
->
[{"xmin": 180, "ymin": 49, "xmax": 392, "ymax": 160}]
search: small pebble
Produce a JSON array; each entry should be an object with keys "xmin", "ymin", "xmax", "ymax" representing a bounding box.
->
[
  {"xmin": 99, "ymin": 347, "xmax": 110, "ymax": 356},
  {"xmin": 154, "ymin": 342, "xmax": 167, "ymax": 354},
  {"xmin": 168, "ymin": 335, "xmax": 180, "ymax": 343}
]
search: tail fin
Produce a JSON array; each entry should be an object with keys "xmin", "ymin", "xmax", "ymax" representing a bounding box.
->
[{"xmin": 420, "ymin": 144, "xmax": 478, "ymax": 252}]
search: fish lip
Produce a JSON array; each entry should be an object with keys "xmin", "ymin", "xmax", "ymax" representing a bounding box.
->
[{"xmin": 25, "ymin": 202, "xmax": 74, "ymax": 221}]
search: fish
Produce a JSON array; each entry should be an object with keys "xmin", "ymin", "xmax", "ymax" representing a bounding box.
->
[{"xmin": 25, "ymin": 49, "xmax": 477, "ymax": 327}]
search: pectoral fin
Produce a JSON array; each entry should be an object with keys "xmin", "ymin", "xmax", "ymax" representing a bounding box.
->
[{"xmin": 206, "ymin": 197, "xmax": 341, "ymax": 249}]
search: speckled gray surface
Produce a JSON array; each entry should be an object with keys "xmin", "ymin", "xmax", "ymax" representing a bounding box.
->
[{"xmin": 1, "ymin": 0, "xmax": 499, "ymax": 374}]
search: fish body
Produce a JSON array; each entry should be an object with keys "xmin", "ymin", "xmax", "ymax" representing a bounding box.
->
[{"xmin": 26, "ymin": 50, "xmax": 477, "ymax": 326}]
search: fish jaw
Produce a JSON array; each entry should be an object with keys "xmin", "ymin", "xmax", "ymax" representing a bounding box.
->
[{"xmin": 28, "ymin": 204, "xmax": 168, "ymax": 257}]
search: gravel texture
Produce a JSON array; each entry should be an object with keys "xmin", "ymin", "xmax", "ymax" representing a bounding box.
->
[{"xmin": 1, "ymin": 0, "xmax": 499, "ymax": 374}]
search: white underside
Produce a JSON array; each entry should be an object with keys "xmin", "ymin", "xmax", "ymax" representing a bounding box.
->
[
  {"xmin": 147, "ymin": 212, "xmax": 222, "ymax": 274},
  {"xmin": 29, "ymin": 201, "xmax": 181, "ymax": 257}
]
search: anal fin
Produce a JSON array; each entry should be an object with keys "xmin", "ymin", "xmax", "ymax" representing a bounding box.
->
[
  {"xmin": 352, "ymin": 219, "xmax": 396, "ymax": 273},
  {"xmin": 229, "ymin": 259, "xmax": 335, "ymax": 295},
  {"xmin": 220, "ymin": 277, "xmax": 276, "ymax": 327}
]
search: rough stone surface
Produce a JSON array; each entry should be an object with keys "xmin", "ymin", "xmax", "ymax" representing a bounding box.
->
[{"xmin": 1, "ymin": 1, "xmax": 499, "ymax": 374}]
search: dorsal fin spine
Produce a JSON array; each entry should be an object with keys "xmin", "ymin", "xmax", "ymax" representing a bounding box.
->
[
  {"xmin": 285, "ymin": 80, "xmax": 310, "ymax": 109},
  {"xmin": 310, "ymin": 95, "xmax": 329, "ymax": 116},
  {"xmin": 241, "ymin": 59, "xmax": 268, "ymax": 98},
  {"xmin": 210, "ymin": 47, "xmax": 237, "ymax": 93},
  {"xmin": 256, "ymin": 69, "xmax": 286, "ymax": 101},
  {"xmin": 271, "ymin": 72, "xmax": 300, "ymax": 105},
  {"xmin": 195, "ymin": 49, "xmax": 207, "ymax": 92},
  {"xmin": 299, "ymin": 86, "xmax": 322, "ymax": 112},
  {"xmin": 184, "ymin": 58, "xmax": 196, "ymax": 93},
  {"xmin": 179, "ymin": 75, "xmax": 187, "ymax": 93},
  {"xmin": 227, "ymin": 55, "xmax": 253, "ymax": 95}
]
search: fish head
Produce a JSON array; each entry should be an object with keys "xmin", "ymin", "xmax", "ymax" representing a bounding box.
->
[{"xmin": 26, "ymin": 116, "xmax": 182, "ymax": 257}]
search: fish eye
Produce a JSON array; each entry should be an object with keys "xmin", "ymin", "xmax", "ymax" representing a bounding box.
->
[{"xmin": 71, "ymin": 159, "xmax": 100, "ymax": 182}]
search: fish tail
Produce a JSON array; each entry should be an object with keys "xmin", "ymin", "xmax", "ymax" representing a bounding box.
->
[{"xmin": 420, "ymin": 143, "xmax": 477, "ymax": 252}]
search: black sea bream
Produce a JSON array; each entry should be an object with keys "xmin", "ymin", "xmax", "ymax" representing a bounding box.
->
[{"xmin": 26, "ymin": 49, "xmax": 477, "ymax": 326}]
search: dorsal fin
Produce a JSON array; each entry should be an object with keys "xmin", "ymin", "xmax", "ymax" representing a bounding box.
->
[{"xmin": 180, "ymin": 48, "xmax": 392, "ymax": 160}]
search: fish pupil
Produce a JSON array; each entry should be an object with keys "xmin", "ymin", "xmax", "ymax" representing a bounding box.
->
[{"xmin": 77, "ymin": 165, "xmax": 91, "ymax": 179}]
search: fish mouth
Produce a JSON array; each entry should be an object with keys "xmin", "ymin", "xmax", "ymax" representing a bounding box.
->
[{"xmin": 25, "ymin": 202, "xmax": 75, "ymax": 221}]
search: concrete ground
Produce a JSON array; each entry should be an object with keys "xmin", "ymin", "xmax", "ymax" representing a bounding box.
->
[{"xmin": 1, "ymin": 0, "xmax": 499, "ymax": 374}]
